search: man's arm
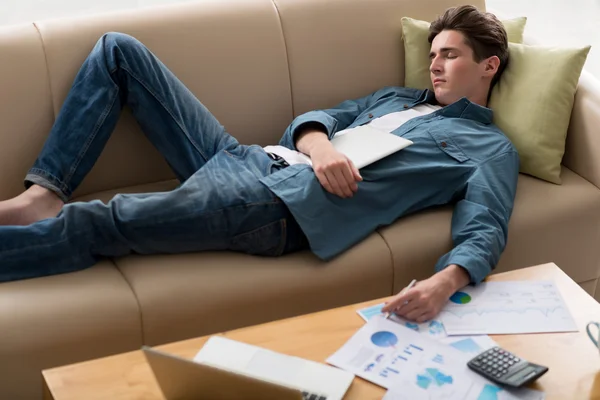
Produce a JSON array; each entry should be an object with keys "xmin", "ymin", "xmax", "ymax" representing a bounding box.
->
[
  {"xmin": 382, "ymin": 150, "xmax": 520, "ymax": 321},
  {"xmin": 278, "ymin": 93, "xmax": 376, "ymax": 197},
  {"xmin": 278, "ymin": 92, "xmax": 376, "ymax": 150}
]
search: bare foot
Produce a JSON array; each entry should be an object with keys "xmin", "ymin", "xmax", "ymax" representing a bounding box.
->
[{"xmin": 0, "ymin": 185, "xmax": 64, "ymax": 226}]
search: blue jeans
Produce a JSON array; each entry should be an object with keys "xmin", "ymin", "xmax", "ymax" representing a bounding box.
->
[{"xmin": 1, "ymin": 32, "xmax": 307, "ymax": 282}]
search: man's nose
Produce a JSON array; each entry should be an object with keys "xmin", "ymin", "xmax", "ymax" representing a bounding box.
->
[{"xmin": 430, "ymin": 57, "xmax": 443, "ymax": 74}]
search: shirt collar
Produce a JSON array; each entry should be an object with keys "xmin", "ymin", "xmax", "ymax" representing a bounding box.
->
[{"xmin": 421, "ymin": 90, "xmax": 493, "ymax": 125}]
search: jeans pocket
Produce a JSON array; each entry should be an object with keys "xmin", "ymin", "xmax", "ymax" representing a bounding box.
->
[{"xmin": 229, "ymin": 219, "xmax": 287, "ymax": 257}]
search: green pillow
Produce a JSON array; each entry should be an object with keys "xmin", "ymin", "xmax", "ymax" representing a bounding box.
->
[
  {"xmin": 401, "ymin": 16, "xmax": 527, "ymax": 90},
  {"xmin": 489, "ymin": 43, "xmax": 591, "ymax": 184}
]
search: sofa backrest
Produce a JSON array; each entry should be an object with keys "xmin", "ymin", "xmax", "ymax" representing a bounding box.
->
[{"xmin": 0, "ymin": 0, "xmax": 484, "ymax": 199}]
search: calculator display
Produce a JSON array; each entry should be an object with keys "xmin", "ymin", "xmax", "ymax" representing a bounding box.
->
[{"xmin": 506, "ymin": 365, "xmax": 537, "ymax": 383}]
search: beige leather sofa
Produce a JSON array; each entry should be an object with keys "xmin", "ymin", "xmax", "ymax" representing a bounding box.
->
[{"xmin": 1, "ymin": 0, "xmax": 599, "ymax": 398}]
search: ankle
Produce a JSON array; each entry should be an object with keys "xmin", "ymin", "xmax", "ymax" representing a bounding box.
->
[{"xmin": 27, "ymin": 184, "xmax": 64, "ymax": 205}]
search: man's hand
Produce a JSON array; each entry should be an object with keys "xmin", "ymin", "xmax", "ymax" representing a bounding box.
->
[
  {"xmin": 381, "ymin": 265, "xmax": 470, "ymax": 322},
  {"xmin": 296, "ymin": 130, "xmax": 362, "ymax": 198}
]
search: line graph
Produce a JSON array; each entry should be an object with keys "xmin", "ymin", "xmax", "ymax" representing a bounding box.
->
[
  {"xmin": 439, "ymin": 281, "xmax": 578, "ymax": 335},
  {"xmin": 441, "ymin": 305, "xmax": 567, "ymax": 318}
]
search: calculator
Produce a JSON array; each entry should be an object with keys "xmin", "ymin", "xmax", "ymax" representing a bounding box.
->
[{"xmin": 467, "ymin": 346, "xmax": 549, "ymax": 388}]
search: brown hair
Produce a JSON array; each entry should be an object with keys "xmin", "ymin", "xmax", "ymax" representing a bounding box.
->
[{"xmin": 428, "ymin": 5, "xmax": 509, "ymax": 92}]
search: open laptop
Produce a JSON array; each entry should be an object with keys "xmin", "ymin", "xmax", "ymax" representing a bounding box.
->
[
  {"xmin": 143, "ymin": 336, "xmax": 353, "ymax": 400},
  {"xmin": 331, "ymin": 125, "xmax": 413, "ymax": 169}
]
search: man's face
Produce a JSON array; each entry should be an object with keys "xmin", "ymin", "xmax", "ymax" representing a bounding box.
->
[{"xmin": 429, "ymin": 30, "xmax": 492, "ymax": 106}]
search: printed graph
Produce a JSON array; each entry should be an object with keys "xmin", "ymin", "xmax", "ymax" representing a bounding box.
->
[
  {"xmin": 416, "ymin": 368, "xmax": 454, "ymax": 389},
  {"xmin": 476, "ymin": 384, "xmax": 503, "ymax": 400},
  {"xmin": 440, "ymin": 281, "xmax": 578, "ymax": 335},
  {"xmin": 371, "ymin": 331, "xmax": 399, "ymax": 347},
  {"xmin": 450, "ymin": 291, "xmax": 472, "ymax": 304},
  {"xmin": 428, "ymin": 320, "xmax": 445, "ymax": 335},
  {"xmin": 405, "ymin": 322, "xmax": 420, "ymax": 331},
  {"xmin": 449, "ymin": 338, "xmax": 483, "ymax": 354}
]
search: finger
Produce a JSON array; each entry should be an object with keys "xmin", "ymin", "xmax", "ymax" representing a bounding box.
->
[
  {"xmin": 395, "ymin": 298, "xmax": 421, "ymax": 317},
  {"xmin": 382, "ymin": 290, "xmax": 420, "ymax": 313},
  {"xmin": 324, "ymin": 170, "xmax": 345, "ymax": 197},
  {"xmin": 339, "ymin": 163, "xmax": 358, "ymax": 193},
  {"xmin": 415, "ymin": 312, "xmax": 431, "ymax": 323},
  {"xmin": 405, "ymin": 307, "xmax": 424, "ymax": 322},
  {"xmin": 347, "ymin": 158, "xmax": 363, "ymax": 182},
  {"xmin": 316, "ymin": 170, "xmax": 333, "ymax": 194},
  {"xmin": 331, "ymin": 168, "xmax": 353, "ymax": 197}
]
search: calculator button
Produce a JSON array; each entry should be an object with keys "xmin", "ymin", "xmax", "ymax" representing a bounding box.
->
[
  {"xmin": 514, "ymin": 357, "xmax": 520, "ymax": 362},
  {"xmin": 473, "ymin": 361, "xmax": 481, "ymax": 367},
  {"xmin": 508, "ymin": 360, "xmax": 515, "ymax": 365}
]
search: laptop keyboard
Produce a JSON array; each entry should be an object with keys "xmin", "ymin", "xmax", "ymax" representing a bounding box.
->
[{"xmin": 302, "ymin": 392, "xmax": 327, "ymax": 400}]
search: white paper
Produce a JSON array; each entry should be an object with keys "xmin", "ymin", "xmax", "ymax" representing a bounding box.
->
[
  {"xmin": 383, "ymin": 374, "xmax": 546, "ymax": 400},
  {"xmin": 438, "ymin": 281, "xmax": 578, "ymax": 335},
  {"xmin": 357, "ymin": 303, "xmax": 447, "ymax": 340},
  {"xmin": 327, "ymin": 316, "xmax": 544, "ymax": 399},
  {"xmin": 327, "ymin": 316, "xmax": 475, "ymax": 394},
  {"xmin": 357, "ymin": 303, "xmax": 498, "ymax": 354}
]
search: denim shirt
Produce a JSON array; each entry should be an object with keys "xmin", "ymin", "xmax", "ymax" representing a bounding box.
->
[{"xmin": 260, "ymin": 86, "xmax": 519, "ymax": 284}]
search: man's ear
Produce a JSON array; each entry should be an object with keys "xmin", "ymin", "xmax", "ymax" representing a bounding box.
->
[{"xmin": 482, "ymin": 55, "xmax": 501, "ymax": 77}]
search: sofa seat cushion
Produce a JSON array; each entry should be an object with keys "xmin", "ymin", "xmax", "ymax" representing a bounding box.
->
[
  {"xmin": 377, "ymin": 167, "xmax": 600, "ymax": 292},
  {"xmin": 115, "ymin": 236, "xmax": 392, "ymax": 346},
  {"xmin": 0, "ymin": 262, "xmax": 142, "ymax": 400},
  {"xmin": 74, "ymin": 180, "xmax": 393, "ymax": 345}
]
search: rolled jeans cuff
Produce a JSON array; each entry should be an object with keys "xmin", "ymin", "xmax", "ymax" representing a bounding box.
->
[{"xmin": 25, "ymin": 171, "xmax": 70, "ymax": 203}]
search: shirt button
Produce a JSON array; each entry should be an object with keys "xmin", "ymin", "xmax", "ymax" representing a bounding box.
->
[
  {"xmin": 441, "ymin": 141, "xmax": 447, "ymax": 148},
  {"xmin": 368, "ymin": 113, "xmax": 373, "ymax": 118},
  {"xmin": 403, "ymin": 104, "xmax": 409, "ymax": 109}
]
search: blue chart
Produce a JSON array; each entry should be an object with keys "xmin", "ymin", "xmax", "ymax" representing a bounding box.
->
[
  {"xmin": 405, "ymin": 322, "xmax": 419, "ymax": 331},
  {"xmin": 361, "ymin": 305, "xmax": 384, "ymax": 320},
  {"xmin": 428, "ymin": 320, "xmax": 445, "ymax": 335},
  {"xmin": 403, "ymin": 343, "xmax": 424, "ymax": 356},
  {"xmin": 449, "ymin": 338, "xmax": 483, "ymax": 354},
  {"xmin": 439, "ymin": 281, "xmax": 578, "ymax": 335},
  {"xmin": 431, "ymin": 354, "xmax": 444, "ymax": 364},
  {"xmin": 416, "ymin": 368, "xmax": 453, "ymax": 389},
  {"xmin": 379, "ymin": 366, "xmax": 401, "ymax": 378},
  {"xmin": 477, "ymin": 384, "xmax": 503, "ymax": 400},
  {"xmin": 370, "ymin": 331, "xmax": 399, "ymax": 348}
]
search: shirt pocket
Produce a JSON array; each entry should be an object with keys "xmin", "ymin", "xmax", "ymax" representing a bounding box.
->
[{"xmin": 427, "ymin": 128, "xmax": 470, "ymax": 163}]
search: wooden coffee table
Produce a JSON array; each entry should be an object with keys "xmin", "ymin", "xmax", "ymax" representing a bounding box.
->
[{"xmin": 42, "ymin": 263, "xmax": 600, "ymax": 399}]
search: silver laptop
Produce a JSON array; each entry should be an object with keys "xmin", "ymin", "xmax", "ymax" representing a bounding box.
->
[
  {"xmin": 331, "ymin": 125, "xmax": 413, "ymax": 169},
  {"xmin": 193, "ymin": 336, "xmax": 354, "ymax": 400},
  {"xmin": 143, "ymin": 346, "xmax": 308, "ymax": 400}
]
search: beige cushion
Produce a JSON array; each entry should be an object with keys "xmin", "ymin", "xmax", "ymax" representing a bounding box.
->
[
  {"xmin": 0, "ymin": 263, "xmax": 142, "ymax": 400},
  {"xmin": 35, "ymin": 0, "xmax": 293, "ymax": 198},
  {"xmin": 0, "ymin": 24, "xmax": 54, "ymax": 200},
  {"xmin": 115, "ymin": 237, "xmax": 393, "ymax": 346},
  {"xmin": 489, "ymin": 43, "xmax": 591, "ymax": 184},
  {"xmin": 273, "ymin": 0, "xmax": 485, "ymax": 115},
  {"xmin": 75, "ymin": 182, "xmax": 393, "ymax": 346},
  {"xmin": 400, "ymin": 15, "xmax": 527, "ymax": 91},
  {"xmin": 377, "ymin": 168, "xmax": 600, "ymax": 292}
]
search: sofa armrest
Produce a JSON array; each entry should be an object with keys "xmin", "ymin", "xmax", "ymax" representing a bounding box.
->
[{"xmin": 562, "ymin": 71, "xmax": 600, "ymax": 189}]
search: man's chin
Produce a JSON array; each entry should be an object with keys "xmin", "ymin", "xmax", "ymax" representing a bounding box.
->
[{"xmin": 434, "ymin": 90, "xmax": 456, "ymax": 107}]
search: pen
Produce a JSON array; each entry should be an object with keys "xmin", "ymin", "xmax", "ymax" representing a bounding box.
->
[{"xmin": 384, "ymin": 278, "xmax": 417, "ymax": 319}]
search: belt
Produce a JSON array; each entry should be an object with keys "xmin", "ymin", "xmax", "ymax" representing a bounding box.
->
[{"xmin": 266, "ymin": 152, "xmax": 290, "ymax": 168}]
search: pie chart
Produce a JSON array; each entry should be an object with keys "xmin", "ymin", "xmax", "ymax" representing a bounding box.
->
[
  {"xmin": 450, "ymin": 291, "xmax": 472, "ymax": 304},
  {"xmin": 370, "ymin": 331, "xmax": 398, "ymax": 347}
]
